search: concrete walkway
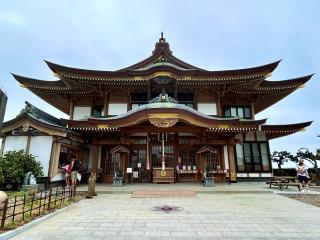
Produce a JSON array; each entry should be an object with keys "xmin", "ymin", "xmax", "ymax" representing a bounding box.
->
[
  {"xmin": 9, "ymin": 185, "xmax": 320, "ymax": 239},
  {"xmin": 78, "ymin": 182, "xmax": 274, "ymax": 193}
]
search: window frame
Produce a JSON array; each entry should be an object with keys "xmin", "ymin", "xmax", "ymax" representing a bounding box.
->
[
  {"xmin": 223, "ymin": 106, "xmax": 252, "ymax": 119},
  {"xmin": 235, "ymin": 141, "xmax": 271, "ymax": 173}
]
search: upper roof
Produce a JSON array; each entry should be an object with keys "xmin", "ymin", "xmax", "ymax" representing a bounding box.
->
[
  {"xmin": 43, "ymin": 33, "xmax": 280, "ymax": 80},
  {"xmin": 12, "ymin": 34, "xmax": 313, "ymax": 114}
]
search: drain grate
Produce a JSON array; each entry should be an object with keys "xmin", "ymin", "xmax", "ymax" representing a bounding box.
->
[{"xmin": 151, "ymin": 205, "xmax": 183, "ymax": 213}]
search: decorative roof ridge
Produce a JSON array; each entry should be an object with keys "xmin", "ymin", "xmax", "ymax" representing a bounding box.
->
[
  {"xmin": 120, "ymin": 33, "xmax": 203, "ymax": 71},
  {"xmin": 44, "ymin": 59, "xmax": 282, "ymax": 79},
  {"xmin": 19, "ymin": 101, "xmax": 66, "ymax": 127}
]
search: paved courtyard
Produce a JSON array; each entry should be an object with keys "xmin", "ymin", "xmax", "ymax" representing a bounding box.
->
[{"xmin": 9, "ymin": 186, "xmax": 320, "ymax": 240}]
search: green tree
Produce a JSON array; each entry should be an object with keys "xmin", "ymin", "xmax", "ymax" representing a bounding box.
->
[
  {"xmin": 0, "ymin": 150, "xmax": 43, "ymax": 186},
  {"xmin": 271, "ymin": 151, "xmax": 294, "ymax": 175}
]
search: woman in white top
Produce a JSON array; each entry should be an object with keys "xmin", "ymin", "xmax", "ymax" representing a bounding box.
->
[{"xmin": 296, "ymin": 159, "xmax": 310, "ymax": 192}]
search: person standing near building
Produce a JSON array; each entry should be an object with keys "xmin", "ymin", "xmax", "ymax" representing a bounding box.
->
[
  {"xmin": 70, "ymin": 155, "xmax": 80, "ymax": 188},
  {"xmin": 296, "ymin": 159, "xmax": 310, "ymax": 192}
]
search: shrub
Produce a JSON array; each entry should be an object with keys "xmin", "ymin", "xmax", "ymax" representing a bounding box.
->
[{"xmin": 0, "ymin": 150, "xmax": 43, "ymax": 186}]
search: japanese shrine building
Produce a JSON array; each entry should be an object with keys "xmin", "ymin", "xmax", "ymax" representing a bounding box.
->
[{"xmin": 1, "ymin": 35, "xmax": 312, "ymax": 184}]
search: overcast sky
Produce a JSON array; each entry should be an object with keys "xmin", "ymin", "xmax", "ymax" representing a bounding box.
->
[{"xmin": 0, "ymin": 0, "xmax": 319, "ymax": 154}]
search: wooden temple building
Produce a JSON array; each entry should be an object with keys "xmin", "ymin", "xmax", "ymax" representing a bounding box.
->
[{"xmin": 1, "ymin": 34, "xmax": 313, "ymax": 186}]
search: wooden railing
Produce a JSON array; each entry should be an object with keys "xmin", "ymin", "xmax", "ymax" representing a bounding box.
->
[{"xmin": 0, "ymin": 186, "xmax": 76, "ymax": 229}]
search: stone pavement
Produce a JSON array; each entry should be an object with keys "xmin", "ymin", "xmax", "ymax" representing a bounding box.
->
[{"xmin": 10, "ymin": 190, "xmax": 320, "ymax": 240}]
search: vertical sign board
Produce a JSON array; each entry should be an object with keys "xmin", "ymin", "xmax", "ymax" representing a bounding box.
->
[{"xmin": 0, "ymin": 90, "xmax": 7, "ymax": 131}]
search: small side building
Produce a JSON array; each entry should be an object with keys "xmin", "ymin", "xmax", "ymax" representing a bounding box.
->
[{"xmin": 0, "ymin": 102, "xmax": 86, "ymax": 183}]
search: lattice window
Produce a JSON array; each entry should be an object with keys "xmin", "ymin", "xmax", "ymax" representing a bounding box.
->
[
  {"xmin": 104, "ymin": 151, "xmax": 119, "ymax": 176},
  {"xmin": 132, "ymin": 150, "xmax": 146, "ymax": 168},
  {"xmin": 206, "ymin": 150, "xmax": 220, "ymax": 171},
  {"xmin": 179, "ymin": 150, "xmax": 196, "ymax": 166},
  {"xmin": 152, "ymin": 145, "xmax": 174, "ymax": 167}
]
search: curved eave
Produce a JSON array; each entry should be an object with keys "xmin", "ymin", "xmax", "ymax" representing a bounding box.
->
[
  {"xmin": 45, "ymin": 60, "xmax": 281, "ymax": 80},
  {"xmin": 26, "ymin": 89, "xmax": 70, "ymax": 114},
  {"xmin": 259, "ymin": 74, "xmax": 313, "ymax": 88},
  {"xmin": 231, "ymin": 74, "xmax": 313, "ymax": 94},
  {"xmin": 260, "ymin": 121, "xmax": 312, "ymax": 139},
  {"xmin": 66, "ymin": 107, "xmax": 266, "ymax": 131},
  {"xmin": 1, "ymin": 113, "xmax": 67, "ymax": 136},
  {"xmin": 12, "ymin": 74, "xmax": 66, "ymax": 89}
]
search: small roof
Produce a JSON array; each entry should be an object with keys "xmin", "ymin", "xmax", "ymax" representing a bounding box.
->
[{"xmin": 1, "ymin": 102, "xmax": 67, "ymax": 136}]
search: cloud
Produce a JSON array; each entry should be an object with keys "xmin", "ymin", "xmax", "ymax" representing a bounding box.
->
[{"xmin": 0, "ymin": 11, "xmax": 25, "ymax": 26}]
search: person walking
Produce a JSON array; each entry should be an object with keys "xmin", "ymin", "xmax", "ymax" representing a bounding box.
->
[{"xmin": 296, "ymin": 159, "xmax": 310, "ymax": 193}]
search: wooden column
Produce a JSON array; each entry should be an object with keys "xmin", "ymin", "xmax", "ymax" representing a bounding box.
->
[
  {"xmin": 147, "ymin": 80, "xmax": 151, "ymax": 101},
  {"xmin": 227, "ymin": 142, "xmax": 237, "ymax": 183},
  {"xmin": 127, "ymin": 92, "xmax": 131, "ymax": 111},
  {"xmin": 69, "ymin": 100, "xmax": 74, "ymax": 120},
  {"xmin": 216, "ymin": 93, "xmax": 221, "ymax": 116},
  {"xmin": 174, "ymin": 80, "xmax": 178, "ymax": 99},
  {"xmin": 88, "ymin": 144, "xmax": 99, "ymax": 197},
  {"xmin": 194, "ymin": 90, "xmax": 198, "ymax": 110},
  {"xmin": 25, "ymin": 135, "xmax": 31, "ymax": 154},
  {"xmin": 250, "ymin": 102, "xmax": 255, "ymax": 120},
  {"xmin": 91, "ymin": 144, "xmax": 99, "ymax": 175},
  {"xmin": 174, "ymin": 133, "xmax": 179, "ymax": 167},
  {"xmin": 0, "ymin": 138, "xmax": 5, "ymax": 156},
  {"xmin": 103, "ymin": 93, "xmax": 109, "ymax": 117}
]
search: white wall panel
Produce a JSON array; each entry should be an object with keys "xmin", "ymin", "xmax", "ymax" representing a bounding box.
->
[
  {"xmin": 108, "ymin": 103, "xmax": 127, "ymax": 115},
  {"xmin": 261, "ymin": 173, "xmax": 272, "ymax": 177},
  {"xmin": 197, "ymin": 103, "xmax": 217, "ymax": 115},
  {"xmin": 29, "ymin": 136, "xmax": 53, "ymax": 177},
  {"xmin": 256, "ymin": 132, "xmax": 267, "ymax": 141},
  {"xmin": 245, "ymin": 132, "xmax": 255, "ymax": 141},
  {"xmin": 73, "ymin": 106, "xmax": 91, "ymax": 120},
  {"xmin": 237, "ymin": 173, "xmax": 248, "ymax": 177},
  {"xmin": 248, "ymin": 173, "xmax": 260, "ymax": 177},
  {"xmin": 3, "ymin": 136, "xmax": 28, "ymax": 153},
  {"xmin": 51, "ymin": 170, "xmax": 64, "ymax": 181},
  {"xmin": 223, "ymin": 146, "xmax": 229, "ymax": 170}
]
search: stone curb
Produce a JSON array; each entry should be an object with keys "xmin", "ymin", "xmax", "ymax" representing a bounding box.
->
[{"xmin": 0, "ymin": 201, "xmax": 77, "ymax": 240}]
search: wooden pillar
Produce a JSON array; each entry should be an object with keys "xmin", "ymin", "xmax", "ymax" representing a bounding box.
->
[
  {"xmin": 194, "ymin": 90, "xmax": 198, "ymax": 110},
  {"xmin": 174, "ymin": 80, "xmax": 178, "ymax": 100},
  {"xmin": 216, "ymin": 93, "xmax": 221, "ymax": 116},
  {"xmin": 147, "ymin": 80, "xmax": 151, "ymax": 101},
  {"xmin": 127, "ymin": 92, "xmax": 131, "ymax": 111},
  {"xmin": 91, "ymin": 144, "xmax": 99, "ymax": 175},
  {"xmin": 103, "ymin": 93, "xmax": 109, "ymax": 117},
  {"xmin": 0, "ymin": 138, "xmax": 5, "ymax": 156},
  {"xmin": 174, "ymin": 133, "xmax": 179, "ymax": 167},
  {"xmin": 227, "ymin": 142, "xmax": 237, "ymax": 183},
  {"xmin": 88, "ymin": 144, "xmax": 99, "ymax": 197},
  {"xmin": 250, "ymin": 102, "xmax": 255, "ymax": 120},
  {"xmin": 25, "ymin": 135, "xmax": 31, "ymax": 154},
  {"xmin": 69, "ymin": 100, "xmax": 74, "ymax": 120}
]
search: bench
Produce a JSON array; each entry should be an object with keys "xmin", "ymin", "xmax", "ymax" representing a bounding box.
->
[{"xmin": 266, "ymin": 176, "xmax": 301, "ymax": 191}]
